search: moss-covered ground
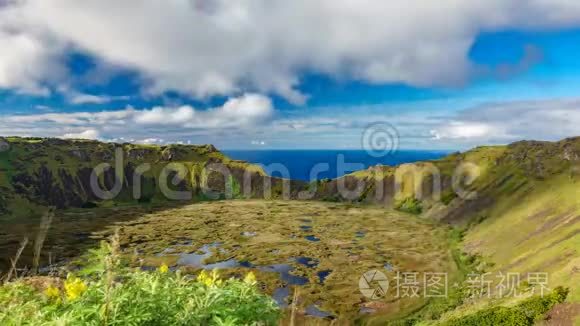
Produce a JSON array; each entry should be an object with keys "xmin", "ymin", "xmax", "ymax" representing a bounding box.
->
[{"xmin": 1, "ymin": 200, "xmax": 462, "ymax": 323}]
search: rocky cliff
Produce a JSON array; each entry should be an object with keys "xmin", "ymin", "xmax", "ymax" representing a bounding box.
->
[
  {"xmin": 309, "ymin": 136, "xmax": 580, "ymax": 225},
  {"xmin": 0, "ymin": 137, "xmax": 307, "ymax": 218}
]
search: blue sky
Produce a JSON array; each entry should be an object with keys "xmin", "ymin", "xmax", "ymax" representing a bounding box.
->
[{"xmin": 1, "ymin": 1, "xmax": 580, "ymax": 149}]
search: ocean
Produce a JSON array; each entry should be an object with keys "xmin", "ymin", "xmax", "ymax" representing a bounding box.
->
[{"xmin": 223, "ymin": 150, "xmax": 451, "ymax": 181}]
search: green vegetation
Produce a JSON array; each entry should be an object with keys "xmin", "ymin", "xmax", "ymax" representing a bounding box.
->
[
  {"xmin": 0, "ymin": 239, "xmax": 280, "ymax": 326},
  {"xmin": 227, "ymin": 175, "xmax": 243, "ymax": 199},
  {"xmin": 440, "ymin": 191, "xmax": 457, "ymax": 206},
  {"xmin": 1, "ymin": 136, "xmax": 580, "ymax": 324},
  {"xmin": 440, "ymin": 287, "xmax": 569, "ymax": 326},
  {"xmin": 1, "ymin": 200, "xmax": 460, "ymax": 323},
  {"xmin": 461, "ymin": 174, "xmax": 580, "ymax": 302},
  {"xmin": 395, "ymin": 197, "xmax": 423, "ymax": 214},
  {"xmin": 0, "ymin": 137, "xmax": 269, "ymax": 217}
]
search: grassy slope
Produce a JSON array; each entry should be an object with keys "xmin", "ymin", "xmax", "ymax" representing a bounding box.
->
[
  {"xmin": 430, "ymin": 139, "xmax": 580, "ymax": 322},
  {"xmin": 347, "ymin": 137, "xmax": 580, "ymax": 322},
  {"xmin": 433, "ymin": 173, "xmax": 579, "ymax": 324},
  {"xmin": 464, "ymin": 174, "xmax": 579, "ymax": 301},
  {"xmin": 455, "ymin": 139, "xmax": 580, "ymax": 302}
]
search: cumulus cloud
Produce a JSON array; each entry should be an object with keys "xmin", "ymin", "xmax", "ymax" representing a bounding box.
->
[
  {"xmin": 251, "ymin": 140, "xmax": 266, "ymax": 146},
  {"xmin": 34, "ymin": 105, "xmax": 52, "ymax": 111},
  {"xmin": 134, "ymin": 93, "xmax": 273, "ymax": 127},
  {"xmin": 2, "ymin": 1, "xmax": 580, "ymax": 100},
  {"xmin": 136, "ymin": 138, "xmax": 165, "ymax": 145},
  {"xmin": 0, "ymin": 28, "xmax": 63, "ymax": 95},
  {"xmin": 0, "ymin": 93, "xmax": 273, "ymax": 141},
  {"xmin": 67, "ymin": 92, "xmax": 130, "ymax": 105},
  {"xmin": 0, "ymin": 94, "xmax": 579, "ymax": 149},
  {"xmin": 62, "ymin": 129, "xmax": 100, "ymax": 140},
  {"xmin": 430, "ymin": 98, "xmax": 580, "ymax": 143},
  {"xmin": 5, "ymin": 109, "xmax": 135, "ymax": 125},
  {"xmin": 430, "ymin": 122, "xmax": 501, "ymax": 140},
  {"xmin": 135, "ymin": 106, "xmax": 195, "ymax": 125}
]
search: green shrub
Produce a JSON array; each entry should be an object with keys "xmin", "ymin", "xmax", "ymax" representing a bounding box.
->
[
  {"xmin": 228, "ymin": 175, "xmax": 242, "ymax": 199},
  {"xmin": 441, "ymin": 191, "xmax": 457, "ymax": 205},
  {"xmin": 442, "ymin": 286, "xmax": 569, "ymax": 326},
  {"xmin": 395, "ymin": 197, "xmax": 423, "ymax": 214},
  {"xmin": 0, "ymin": 241, "xmax": 280, "ymax": 325}
]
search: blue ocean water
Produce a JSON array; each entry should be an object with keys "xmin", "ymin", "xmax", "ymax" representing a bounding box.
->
[{"xmin": 223, "ymin": 150, "xmax": 451, "ymax": 181}]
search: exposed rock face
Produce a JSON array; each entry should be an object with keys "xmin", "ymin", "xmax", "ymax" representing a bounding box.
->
[
  {"xmin": 562, "ymin": 142, "xmax": 580, "ymax": 161},
  {"xmin": 43, "ymin": 138, "xmax": 69, "ymax": 146},
  {"xmin": 0, "ymin": 138, "xmax": 9, "ymax": 152},
  {"xmin": 127, "ymin": 148, "xmax": 153, "ymax": 160},
  {"xmin": 12, "ymin": 165, "xmax": 86, "ymax": 208},
  {"xmin": 70, "ymin": 149, "xmax": 90, "ymax": 161},
  {"xmin": 0, "ymin": 137, "xmax": 309, "ymax": 211},
  {"xmin": 160, "ymin": 147, "xmax": 177, "ymax": 161},
  {"xmin": 203, "ymin": 144, "xmax": 218, "ymax": 153}
]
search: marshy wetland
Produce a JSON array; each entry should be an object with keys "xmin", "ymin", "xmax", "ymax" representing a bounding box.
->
[{"xmin": 1, "ymin": 200, "xmax": 461, "ymax": 323}]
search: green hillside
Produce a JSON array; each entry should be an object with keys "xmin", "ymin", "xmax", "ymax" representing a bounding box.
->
[{"xmin": 0, "ymin": 136, "xmax": 281, "ymax": 218}]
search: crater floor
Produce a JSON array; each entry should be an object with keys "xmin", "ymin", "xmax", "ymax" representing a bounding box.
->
[
  {"xmin": 1, "ymin": 200, "xmax": 460, "ymax": 322},
  {"xmin": 93, "ymin": 200, "xmax": 459, "ymax": 322}
]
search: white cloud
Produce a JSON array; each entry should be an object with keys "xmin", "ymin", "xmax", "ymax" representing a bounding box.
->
[
  {"xmin": 62, "ymin": 129, "xmax": 100, "ymax": 140},
  {"xmin": 430, "ymin": 122, "xmax": 500, "ymax": 140},
  {"xmin": 136, "ymin": 138, "xmax": 164, "ymax": 144},
  {"xmin": 67, "ymin": 92, "xmax": 130, "ymax": 105},
  {"xmin": 430, "ymin": 98, "xmax": 580, "ymax": 144},
  {"xmin": 135, "ymin": 93, "xmax": 273, "ymax": 127},
  {"xmin": 0, "ymin": 28, "xmax": 63, "ymax": 95},
  {"xmin": 251, "ymin": 140, "xmax": 266, "ymax": 146},
  {"xmin": 0, "ymin": 95, "xmax": 579, "ymax": 149},
  {"xmin": 34, "ymin": 105, "xmax": 52, "ymax": 111},
  {"xmin": 135, "ymin": 106, "xmax": 195, "ymax": 125},
  {"xmin": 5, "ymin": 109, "xmax": 135, "ymax": 125},
  {"xmin": 2, "ymin": 1, "xmax": 580, "ymax": 100},
  {"xmin": 0, "ymin": 93, "xmax": 273, "ymax": 141}
]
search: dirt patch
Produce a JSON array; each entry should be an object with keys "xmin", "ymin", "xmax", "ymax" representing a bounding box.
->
[
  {"xmin": 519, "ymin": 210, "xmax": 577, "ymax": 244},
  {"xmin": 527, "ymin": 250, "xmax": 577, "ymax": 277},
  {"xmin": 545, "ymin": 303, "xmax": 580, "ymax": 326},
  {"xmin": 527, "ymin": 208, "xmax": 557, "ymax": 222},
  {"xmin": 541, "ymin": 229, "xmax": 580, "ymax": 251},
  {"xmin": 22, "ymin": 276, "xmax": 63, "ymax": 292}
]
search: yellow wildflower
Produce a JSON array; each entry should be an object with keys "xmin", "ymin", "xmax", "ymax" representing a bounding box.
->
[
  {"xmin": 159, "ymin": 263, "xmax": 169, "ymax": 274},
  {"xmin": 44, "ymin": 285, "xmax": 61, "ymax": 300},
  {"xmin": 243, "ymin": 272, "xmax": 257, "ymax": 284},
  {"xmin": 197, "ymin": 270, "xmax": 222, "ymax": 287},
  {"xmin": 64, "ymin": 275, "xmax": 88, "ymax": 301},
  {"xmin": 197, "ymin": 270, "xmax": 211, "ymax": 286}
]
